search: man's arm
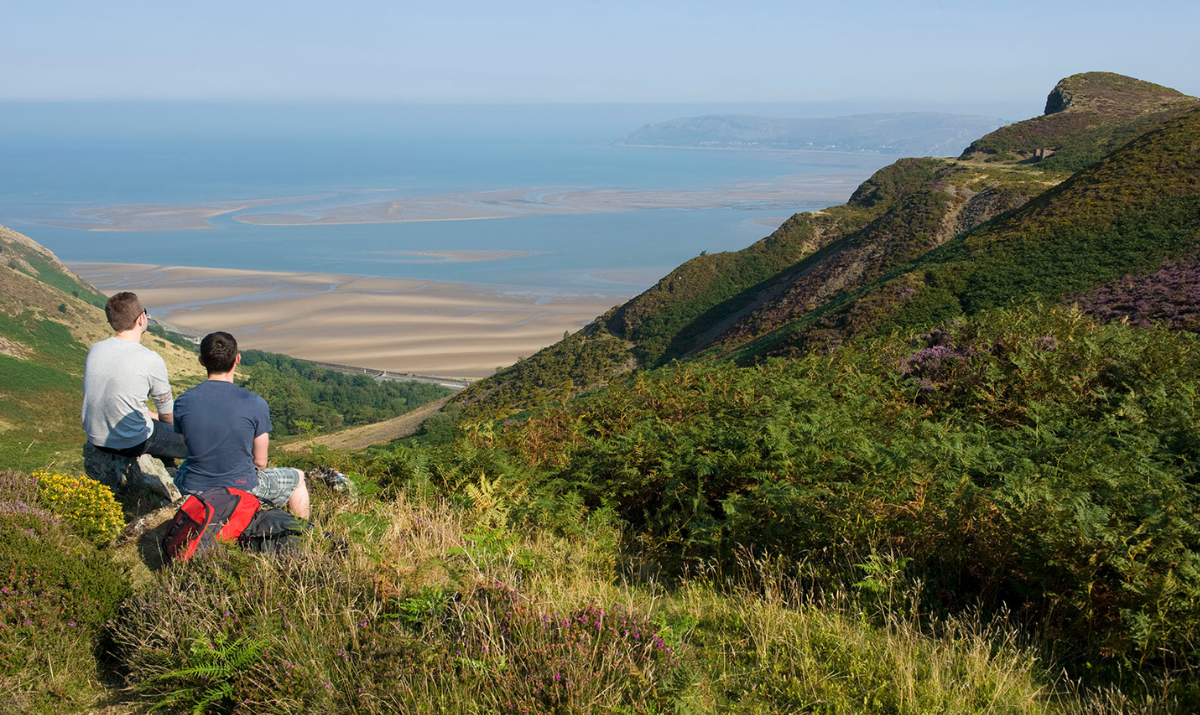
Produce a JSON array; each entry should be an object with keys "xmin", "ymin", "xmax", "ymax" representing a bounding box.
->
[
  {"xmin": 147, "ymin": 355, "xmax": 175, "ymax": 421},
  {"xmin": 252, "ymin": 432, "xmax": 269, "ymax": 469}
]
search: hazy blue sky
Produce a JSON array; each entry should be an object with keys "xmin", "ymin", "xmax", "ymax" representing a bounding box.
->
[{"xmin": 3, "ymin": 0, "xmax": 1196, "ymax": 107}]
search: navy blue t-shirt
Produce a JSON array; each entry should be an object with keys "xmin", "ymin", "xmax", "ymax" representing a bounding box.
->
[{"xmin": 174, "ymin": 380, "xmax": 272, "ymax": 493}]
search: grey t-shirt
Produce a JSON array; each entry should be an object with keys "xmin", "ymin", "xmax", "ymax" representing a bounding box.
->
[{"xmin": 81, "ymin": 337, "xmax": 174, "ymax": 449}]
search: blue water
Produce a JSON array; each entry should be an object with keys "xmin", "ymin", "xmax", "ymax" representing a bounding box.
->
[{"xmin": 0, "ymin": 103, "xmax": 891, "ymax": 293}]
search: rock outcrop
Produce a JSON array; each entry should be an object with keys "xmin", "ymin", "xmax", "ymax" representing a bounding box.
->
[{"xmin": 82, "ymin": 443, "xmax": 181, "ymax": 503}]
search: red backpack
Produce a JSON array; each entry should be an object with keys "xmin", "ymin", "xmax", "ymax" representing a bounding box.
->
[{"xmin": 162, "ymin": 487, "xmax": 261, "ymax": 562}]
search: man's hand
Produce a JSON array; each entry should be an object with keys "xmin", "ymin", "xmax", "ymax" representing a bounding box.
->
[{"xmin": 252, "ymin": 432, "xmax": 269, "ymax": 469}]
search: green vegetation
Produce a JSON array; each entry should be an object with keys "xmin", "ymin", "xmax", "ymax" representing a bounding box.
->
[
  {"xmin": 960, "ymin": 72, "xmax": 1197, "ymax": 172},
  {"xmin": 0, "ymin": 228, "xmax": 106, "ymax": 308},
  {"xmin": 0, "ymin": 311, "xmax": 90, "ymax": 470},
  {"xmin": 422, "ymin": 306, "xmax": 1200, "ymax": 675},
  {"xmin": 147, "ymin": 324, "xmax": 198, "ymax": 351},
  {"xmin": 457, "ymin": 159, "xmax": 956, "ymax": 420},
  {"xmin": 102, "ymin": 473, "xmax": 1157, "ymax": 714},
  {"xmin": 7, "ymin": 72, "xmax": 1200, "ymax": 713},
  {"xmin": 0, "ymin": 471, "xmax": 130, "ymax": 713},
  {"xmin": 742, "ymin": 106, "xmax": 1200, "ymax": 360},
  {"xmin": 456, "ymin": 327, "xmax": 632, "ymax": 421},
  {"xmin": 706, "ymin": 162, "xmax": 1050, "ymax": 351},
  {"xmin": 14, "ymin": 253, "xmax": 106, "ymax": 308},
  {"xmin": 609, "ymin": 158, "xmax": 945, "ymax": 366},
  {"xmin": 240, "ymin": 350, "xmax": 453, "ymax": 436}
]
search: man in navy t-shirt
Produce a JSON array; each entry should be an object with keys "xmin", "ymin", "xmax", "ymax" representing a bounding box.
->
[{"xmin": 174, "ymin": 331, "xmax": 309, "ymax": 519}]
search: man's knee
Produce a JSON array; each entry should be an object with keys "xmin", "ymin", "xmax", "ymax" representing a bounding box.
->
[
  {"xmin": 288, "ymin": 471, "xmax": 310, "ymax": 519},
  {"xmin": 292, "ymin": 470, "xmax": 307, "ymax": 494}
]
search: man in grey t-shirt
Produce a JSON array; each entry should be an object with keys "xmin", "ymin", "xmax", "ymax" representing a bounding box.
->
[{"xmin": 82, "ymin": 292, "xmax": 187, "ymax": 463}]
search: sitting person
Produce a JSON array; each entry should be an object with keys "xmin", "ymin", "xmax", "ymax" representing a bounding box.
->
[
  {"xmin": 82, "ymin": 291, "xmax": 188, "ymax": 464},
  {"xmin": 173, "ymin": 331, "xmax": 309, "ymax": 519}
]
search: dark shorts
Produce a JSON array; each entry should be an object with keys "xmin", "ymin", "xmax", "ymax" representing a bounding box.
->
[{"xmin": 174, "ymin": 465, "xmax": 303, "ymax": 509}]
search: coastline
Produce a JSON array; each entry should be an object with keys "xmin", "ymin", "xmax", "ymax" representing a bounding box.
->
[{"xmin": 69, "ymin": 262, "xmax": 629, "ymax": 378}]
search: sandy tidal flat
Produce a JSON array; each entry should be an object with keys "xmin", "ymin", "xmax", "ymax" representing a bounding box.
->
[
  {"xmin": 69, "ymin": 262, "xmax": 629, "ymax": 378},
  {"xmin": 236, "ymin": 177, "xmax": 863, "ymax": 227}
]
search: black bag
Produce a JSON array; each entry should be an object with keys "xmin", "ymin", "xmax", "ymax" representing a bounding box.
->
[{"xmin": 237, "ymin": 508, "xmax": 308, "ymax": 553}]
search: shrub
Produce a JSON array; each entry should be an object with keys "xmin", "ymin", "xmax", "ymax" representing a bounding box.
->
[
  {"xmin": 0, "ymin": 471, "xmax": 39, "ymax": 504},
  {"xmin": 454, "ymin": 305, "xmax": 1200, "ymax": 674},
  {"xmin": 34, "ymin": 471, "xmax": 124, "ymax": 546},
  {"xmin": 0, "ymin": 507, "xmax": 130, "ymax": 712}
]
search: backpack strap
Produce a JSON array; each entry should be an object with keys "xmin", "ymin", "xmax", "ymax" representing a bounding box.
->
[{"xmin": 162, "ymin": 494, "xmax": 214, "ymax": 562}]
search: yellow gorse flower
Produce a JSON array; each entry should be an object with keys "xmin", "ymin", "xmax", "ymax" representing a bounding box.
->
[{"xmin": 33, "ymin": 471, "xmax": 124, "ymax": 546}]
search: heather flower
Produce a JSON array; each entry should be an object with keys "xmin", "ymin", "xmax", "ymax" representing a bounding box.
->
[{"xmin": 0, "ymin": 471, "xmax": 39, "ymax": 504}]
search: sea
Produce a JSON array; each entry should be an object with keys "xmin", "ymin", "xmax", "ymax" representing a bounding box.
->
[{"xmin": 0, "ymin": 103, "xmax": 896, "ymax": 296}]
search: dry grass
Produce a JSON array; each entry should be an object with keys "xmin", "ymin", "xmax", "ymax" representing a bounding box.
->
[{"xmin": 101, "ymin": 489, "xmax": 1188, "ymax": 714}]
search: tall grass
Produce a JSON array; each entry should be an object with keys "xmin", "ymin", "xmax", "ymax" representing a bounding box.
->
[{"xmin": 107, "ymin": 489, "xmax": 1181, "ymax": 714}]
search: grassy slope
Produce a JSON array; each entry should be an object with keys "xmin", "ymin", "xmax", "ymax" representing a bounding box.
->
[
  {"xmin": 0, "ymin": 225, "xmax": 206, "ymax": 471},
  {"xmin": 734, "ymin": 105, "xmax": 1200, "ymax": 360},
  {"xmin": 700, "ymin": 162, "xmax": 1056, "ymax": 352},
  {"xmin": 960, "ymin": 71, "xmax": 1198, "ymax": 172}
]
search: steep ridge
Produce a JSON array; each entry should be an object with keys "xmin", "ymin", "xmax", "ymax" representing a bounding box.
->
[
  {"xmin": 960, "ymin": 72, "xmax": 1197, "ymax": 172},
  {"xmin": 740, "ymin": 105, "xmax": 1200, "ymax": 359},
  {"xmin": 0, "ymin": 224, "xmax": 108, "ymax": 308},
  {"xmin": 607, "ymin": 158, "xmax": 946, "ymax": 364},
  {"xmin": 697, "ymin": 163, "xmax": 1049, "ymax": 353}
]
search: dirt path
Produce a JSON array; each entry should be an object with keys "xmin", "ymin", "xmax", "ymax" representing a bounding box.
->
[{"xmin": 282, "ymin": 396, "xmax": 453, "ymax": 453}]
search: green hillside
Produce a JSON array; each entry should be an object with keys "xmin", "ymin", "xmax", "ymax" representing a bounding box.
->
[
  {"xmin": 960, "ymin": 71, "xmax": 1198, "ymax": 172},
  {"xmin": 458, "ymin": 73, "xmax": 1197, "ymax": 421},
  {"xmin": 457, "ymin": 158, "xmax": 953, "ymax": 419},
  {"xmin": 740, "ymin": 104, "xmax": 1200, "ymax": 359}
]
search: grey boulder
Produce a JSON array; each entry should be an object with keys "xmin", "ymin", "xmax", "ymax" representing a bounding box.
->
[{"xmin": 82, "ymin": 443, "xmax": 182, "ymax": 503}]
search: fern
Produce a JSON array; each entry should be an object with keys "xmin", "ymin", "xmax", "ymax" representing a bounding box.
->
[{"xmin": 144, "ymin": 633, "xmax": 267, "ymax": 714}]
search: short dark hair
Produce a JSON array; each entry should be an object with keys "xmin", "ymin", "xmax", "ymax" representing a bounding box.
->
[
  {"xmin": 105, "ymin": 292, "xmax": 144, "ymax": 331},
  {"xmin": 199, "ymin": 331, "xmax": 239, "ymax": 374}
]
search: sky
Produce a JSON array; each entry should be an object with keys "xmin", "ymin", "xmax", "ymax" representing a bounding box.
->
[{"xmin": 3, "ymin": 0, "xmax": 1197, "ymax": 110}]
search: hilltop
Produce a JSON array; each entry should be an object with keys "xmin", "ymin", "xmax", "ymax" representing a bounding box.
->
[
  {"xmin": 959, "ymin": 71, "xmax": 1198, "ymax": 171},
  {"xmin": 742, "ymin": 101, "xmax": 1200, "ymax": 359}
]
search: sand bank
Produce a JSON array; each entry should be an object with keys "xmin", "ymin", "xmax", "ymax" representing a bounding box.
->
[
  {"xmin": 45, "ymin": 197, "xmax": 310, "ymax": 231},
  {"xmin": 69, "ymin": 262, "xmax": 628, "ymax": 378},
  {"xmin": 235, "ymin": 177, "xmax": 866, "ymax": 227}
]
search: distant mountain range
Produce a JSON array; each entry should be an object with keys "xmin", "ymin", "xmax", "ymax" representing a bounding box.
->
[{"xmin": 615, "ymin": 112, "xmax": 1010, "ymax": 157}]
